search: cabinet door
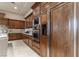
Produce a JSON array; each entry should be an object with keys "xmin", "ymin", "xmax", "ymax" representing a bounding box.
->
[
  {"xmin": 33, "ymin": 6, "xmax": 40, "ymax": 16},
  {"xmin": 3, "ymin": 18, "xmax": 9, "ymax": 27},
  {"xmin": 14, "ymin": 21, "xmax": 20, "ymax": 29},
  {"xmin": 0, "ymin": 18, "xmax": 8, "ymax": 26},
  {"xmin": 9, "ymin": 20, "xmax": 15, "ymax": 29},
  {"xmin": 40, "ymin": 13, "xmax": 47, "ymax": 24},
  {"xmin": 29, "ymin": 15, "xmax": 33, "ymax": 28},
  {"xmin": 40, "ymin": 12, "xmax": 48, "ymax": 57},
  {"xmin": 20, "ymin": 21, "xmax": 25, "ymax": 29},
  {"xmin": 25, "ymin": 18, "xmax": 29, "ymax": 28},
  {"xmin": 8, "ymin": 34, "xmax": 17, "ymax": 41},
  {"xmin": 50, "ymin": 3, "xmax": 74, "ymax": 57}
]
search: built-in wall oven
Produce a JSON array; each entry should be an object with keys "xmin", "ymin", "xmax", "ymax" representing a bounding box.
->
[{"xmin": 32, "ymin": 16, "xmax": 40, "ymax": 43}]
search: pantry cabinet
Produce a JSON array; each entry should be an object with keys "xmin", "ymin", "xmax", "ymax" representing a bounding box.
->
[
  {"xmin": 50, "ymin": 3, "xmax": 74, "ymax": 57},
  {"xmin": 40, "ymin": 4, "xmax": 48, "ymax": 57}
]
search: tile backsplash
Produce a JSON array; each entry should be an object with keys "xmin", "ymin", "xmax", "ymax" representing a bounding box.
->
[{"xmin": 8, "ymin": 29, "xmax": 25, "ymax": 33}]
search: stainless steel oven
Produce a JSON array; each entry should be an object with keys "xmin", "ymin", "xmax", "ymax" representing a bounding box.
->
[
  {"xmin": 32, "ymin": 16, "xmax": 40, "ymax": 43},
  {"xmin": 32, "ymin": 30, "xmax": 40, "ymax": 42}
]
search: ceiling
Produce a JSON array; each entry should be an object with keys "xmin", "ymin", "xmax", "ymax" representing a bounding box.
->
[{"xmin": 0, "ymin": 2, "xmax": 34, "ymax": 16}]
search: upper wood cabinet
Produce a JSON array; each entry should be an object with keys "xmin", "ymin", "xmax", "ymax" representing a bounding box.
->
[
  {"xmin": 20, "ymin": 21, "xmax": 25, "ymax": 29},
  {"xmin": 25, "ymin": 13, "xmax": 33, "ymax": 28},
  {"xmin": 0, "ymin": 13, "xmax": 5, "ymax": 18},
  {"xmin": 31, "ymin": 3, "xmax": 41, "ymax": 16},
  {"xmin": 0, "ymin": 18, "xmax": 9, "ymax": 27},
  {"xmin": 25, "ymin": 18, "xmax": 30, "ymax": 28},
  {"xmin": 33, "ymin": 6, "xmax": 40, "ymax": 16},
  {"xmin": 8, "ymin": 19, "xmax": 25, "ymax": 29}
]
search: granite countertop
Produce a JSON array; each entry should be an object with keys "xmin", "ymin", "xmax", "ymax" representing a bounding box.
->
[
  {"xmin": 23, "ymin": 33, "xmax": 32, "ymax": 36},
  {"xmin": 0, "ymin": 34, "xmax": 8, "ymax": 39}
]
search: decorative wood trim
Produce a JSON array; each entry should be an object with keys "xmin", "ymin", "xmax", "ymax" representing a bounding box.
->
[{"xmin": 31, "ymin": 2, "xmax": 41, "ymax": 9}]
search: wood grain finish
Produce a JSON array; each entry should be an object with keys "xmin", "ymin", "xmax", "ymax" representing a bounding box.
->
[
  {"xmin": 40, "ymin": 11, "xmax": 48, "ymax": 57},
  {"xmin": 8, "ymin": 19, "xmax": 25, "ymax": 29},
  {"xmin": 50, "ymin": 3, "xmax": 74, "ymax": 57},
  {"xmin": 0, "ymin": 18, "xmax": 9, "ymax": 27},
  {"xmin": 8, "ymin": 33, "xmax": 23, "ymax": 41},
  {"xmin": 76, "ymin": 2, "xmax": 79, "ymax": 57},
  {"xmin": 0, "ymin": 13, "xmax": 5, "ymax": 18},
  {"xmin": 25, "ymin": 13, "xmax": 34, "ymax": 28}
]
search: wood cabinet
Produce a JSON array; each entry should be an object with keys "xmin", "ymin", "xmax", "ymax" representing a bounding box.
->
[
  {"xmin": 20, "ymin": 21, "xmax": 25, "ymax": 29},
  {"xmin": 25, "ymin": 18, "xmax": 29, "ymax": 28},
  {"xmin": 31, "ymin": 3, "xmax": 40, "ymax": 16},
  {"xmin": 40, "ymin": 13, "xmax": 47, "ymax": 24},
  {"xmin": 33, "ymin": 6, "xmax": 40, "ymax": 16},
  {"xmin": 50, "ymin": 3, "xmax": 74, "ymax": 57},
  {"xmin": 8, "ymin": 19, "xmax": 25, "ymax": 29},
  {"xmin": 23, "ymin": 34, "xmax": 33, "ymax": 48},
  {"xmin": 8, "ymin": 33, "xmax": 22, "ymax": 41},
  {"xmin": 0, "ymin": 18, "xmax": 8, "ymax": 27},
  {"xmin": 40, "ymin": 2, "xmax": 61, "ymax": 57},
  {"xmin": 32, "ymin": 41, "xmax": 40, "ymax": 54},
  {"xmin": 25, "ymin": 13, "xmax": 33, "ymax": 28},
  {"xmin": 40, "ymin": 3, "xmax": 48, "ymax": 57},
  {"xmin": 23, "ymin": 34, "xmax": 29, "ymax": 44},
  {"xmin": 28, "ymin": 36, "xmax": 33, "ymax": 47},
  {"xmin": 0, "ymin": 13, "xmax": 5, "ymax": 18}
]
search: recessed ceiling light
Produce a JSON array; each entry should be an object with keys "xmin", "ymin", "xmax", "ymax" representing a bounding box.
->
[{"xmin": 14, "ymin": 6, "xmax": 17, "ymax": 10}]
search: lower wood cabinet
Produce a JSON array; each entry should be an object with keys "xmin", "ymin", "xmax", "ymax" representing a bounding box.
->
[
  {"xmin": 8, "ymin": 33, "xmax": 23, "ymax": 41},
  {"xmin": 32, "ymin": 41, "xmax": 40, "ymax": 54},
  {"xmin": 28, "ymin": 36, "xmax": 33, "ymax": 47}
]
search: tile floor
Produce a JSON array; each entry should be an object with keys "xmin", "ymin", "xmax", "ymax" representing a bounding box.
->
[{"xmin": 7, "ymin": 40, "xmax": 40, "ymax": 57}]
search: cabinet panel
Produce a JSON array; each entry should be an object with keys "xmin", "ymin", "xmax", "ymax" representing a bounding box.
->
[
  {"xmin": 76, "ymin": 2, "xmax": 79, "ymax": 57},
  {"xmin": 0, "ymin": 13, "xmax": 5, "ymax": 18},
  {"xmin": 20, "ymin": 21, "xmax": 25, "ymax": 29},
  {"xmin": 50, "ymin": 3, "xmax": 74, "ymax": 57},
  {"xmin": 33, "ymin": 6, "xmax": 40, "ymax": 16},
  {"xmin": 40, "ymin": 11, "xmax": 48, "ymax": 57},
  {"xmin": 8, "ymin": 19, "xmax": 25, "ymax": 29},
  {"xmin": 25, "ymin": 13, "xmax": 33, "ymax": 28},
  {"xmin": 0, "ymin": 18, "xmax": 8, "ymax": 26},
  {"xmin": 8, "ymin": 20, "xmax": 16, "ymax": 28},
  {"xmin": 8, "ymin": 33, "xmax": 22, "ymax": 41}
]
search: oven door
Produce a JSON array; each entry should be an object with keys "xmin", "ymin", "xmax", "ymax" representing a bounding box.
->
[{"xmin": 32, "ymin": 31, "xmax": 40, "ymax": 42}]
